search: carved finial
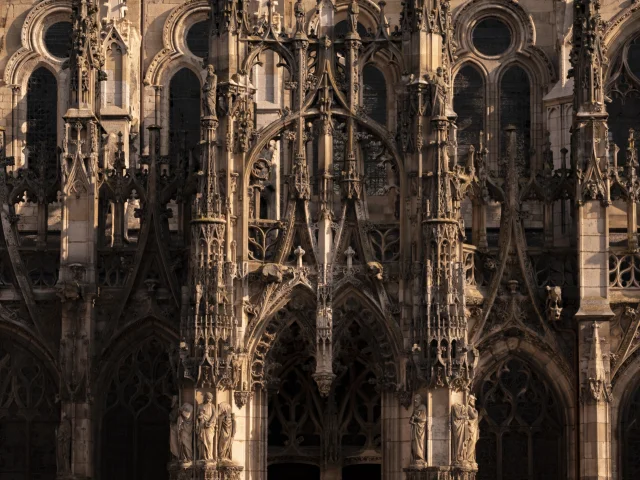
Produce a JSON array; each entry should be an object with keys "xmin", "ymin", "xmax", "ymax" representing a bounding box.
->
[
  {"xmin": 345, "ymin": 246, "xmax": 356, "ymax": 271},
  {"xmin": 294, "ymin": 245, "xmax": 305, "ymax": 268}
]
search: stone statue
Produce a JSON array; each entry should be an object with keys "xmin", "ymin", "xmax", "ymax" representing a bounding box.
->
[
  {"xmin": 178, "ymin": 403, "xmax": 194, "ymax": 462},
  {"xmin": 56, "ymin": 413, "xmax": 72, "ymax": 475},
  {"xmin": 203, "ymin": 64, "xmax": 218, "ymax": 118},
  {"xmin": 451, "ymin": 400, "xmax": 468, "ymax": 465},
  {"xmin": 466, "ymin": 395, "xmax": 479, "ymax": 465},
  {"xmin": 452, "ymin": 395, "xmax": 480, "ymax": 467},
  {"xmin": 169, "ymin": 396, "xmax": 180, "ymax": 460},
  {"xmin": 217, "ymin": 402, "xmax": 236, "ymax": 463},
  {"xmin": 347, "ymin": 0, "xmax": 359, "ymax": 35},
  {"xmin": 429, "ymin": 67, "xmax": 449, "ymax": 118},
  {"xmin": 545, "ymin": 285, "xmax": 563, "ymax": 322},
  {"xmin": 409, "ymin": 394, "xmax": 427, "ymax": 466},
  {"xmin": 197, "ymin": 392, "xmax": 217, "ymax": 461}
]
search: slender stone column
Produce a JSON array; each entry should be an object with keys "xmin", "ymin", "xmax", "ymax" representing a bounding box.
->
[{"xmin": 569, "ymin": 1, "xmax": 614, "ymax": 479}]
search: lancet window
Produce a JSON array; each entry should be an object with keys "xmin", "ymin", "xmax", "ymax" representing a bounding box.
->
[
  {"xmin": 475, "ymin": 357, "xmax": 564, "ymax": 480},
  {"xmin": 500, "ymin": 66, "xmax": 531, "ymax": 165},
  {"xmin": 607, "ymin": 35, "xmax": 640, "ymax": 164},
  {"xmin": 26, "ymin": 67, "xmax": 58, "ymax": 166},
  {"xmin": 169, "ymin": 68, "xmax": 201, "ymax": 159},
  {"xmin": 454, "ymin": 64, "xmax": 484, "ymax": 164},
  {"xmin": 100, "ymin": 336, "xmax": 177, "ymax": 480}
]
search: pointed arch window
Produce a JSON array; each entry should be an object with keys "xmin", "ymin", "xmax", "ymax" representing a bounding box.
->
[
  {"xmin": 454, "ymin": 64, "xmax": 484, "ymax": 163},
  {"xmin": 100, "ymin": 336, "xmax": 177, "ymax": 480},
  {"xmin": 169, "ymin": 68, "xmax": 201, "ymax": 158},
  {"xmin": 500, "ymin": 66, "xmax": 531, "ymax": 164},
  {"xmin": 607, "ymin": 35, "xmax": 640, "ymax": 165},
  {"xmin": 362, "ymin": 65, "xmax": 387, "ymax": 126},
  {"xmin": 26, "ymin": 67, "xmax": 58, "ymax": 164},
  {"xmin": 106, "ymin": 43, "xmax": 124, "ymax": 108},
  {"xmin": 475, "ymin": 357, "xmax": 564, "ymax": 480}
]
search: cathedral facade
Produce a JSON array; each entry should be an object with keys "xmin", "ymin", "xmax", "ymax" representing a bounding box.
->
[{"xmin": 1, "ymin": 0, "xmax": 640, "ymax": 479}]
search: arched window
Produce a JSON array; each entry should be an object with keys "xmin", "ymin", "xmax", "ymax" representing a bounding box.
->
[
  {"xmin": 476, "ymin": 357, "xmax": 564, "ymax": 480},
  {"xmin": 26, "ymin": 67, "xmax": 58, "ymax": 164},
  {"xmin": 101, "ymin": 336, "xmax": 177, "ymax": 480},
  {"xmin": 169, "ymin": 68, "xmax": 201, "ymax": 158},
  {"xmin": 0, "ymin": 338, "xmax": 59, "ymax": 478},
  {"xmin": 500, "ymin": 66, "xmax": 531, "ymax": 163},
  {"xmin": 454, "ymin": 64, "xmax": 484, "ymax": 163},
  {"xmin": 362, "ymin": 65, "xmax": 387, "ymax": 125},
  {"xmin": 186, "ymin": 21, "xmax": 209, "ymax": 59},
  {"xmin": 622, "ymin": 378, "xmax": 640, "ymax": 479},
  {"xmin": 106, "ymin": 43, "xmax": 124, "ymax": 107},
  {"xmin": 607, "ymin": 36, "xmax": 640, "ymax": 165}
]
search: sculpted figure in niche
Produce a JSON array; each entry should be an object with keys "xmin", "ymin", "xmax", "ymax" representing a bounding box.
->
[
  {"xmin": 56, "ymin": 413, "xmax": 72, "ymax": 475},
  {"xmin": 178, "ymin": 403, "xmax": 194, "ymax": 462},
  {"xmin": 169, "ymin": 396, "xmax": 180, "ymax": 460},
  {"xmin": 197, "ymin": 392, "xmax": 217, "ymax": 461},
  {"xmin": 466, "ymin": 395, "xmax": 479, "ymax": 466},
  {"xmin": 451, "ymin": 399, "xmax": 468, "ymax": 464},
  {"xmin": 203, "ymin": 64, "xmax": 218, "ymax": 118},
  {"xmin": 217, "ymin": 402, "xmax": 236, "ymax": 463},
  {"xmin": 409, "ymin": 394, "xmax": 427, "ymax": 466}
]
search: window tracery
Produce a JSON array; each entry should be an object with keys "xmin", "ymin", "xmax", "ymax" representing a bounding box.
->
[
  {"xmin": 0, "ymin": 338, "xmax": 58, "ymax": 479},
  {"xmin": 101, "ymin": 335, "xmax": 177, "ymax": 480},
  {"xmin": 607, "ymin": 35, "xmax": 640, "ymax": 164},
  {"xmin": 475, "ymin": 357, "xmax": 563, "ymax": 480}
]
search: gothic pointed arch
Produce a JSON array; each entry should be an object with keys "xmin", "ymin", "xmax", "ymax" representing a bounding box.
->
[
  {"xmin": 0, "ymin": 334, "xmax": 60, "ymax": 479},
  {"xmin": 474, "ymin": 355, "xmax": 566, "ymax": 480},
  {"xmin": 96, "ymin": 328, "xmax": 178, "ymax": 480}
]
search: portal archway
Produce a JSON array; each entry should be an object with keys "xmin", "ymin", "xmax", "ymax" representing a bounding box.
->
[{"xmin": 475, "ymin": 356, "xmax": 565, "ymax": 480}]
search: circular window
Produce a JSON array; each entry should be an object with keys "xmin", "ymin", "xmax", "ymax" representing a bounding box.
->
[
  {"xmin": 627, "ymin": 37, "xmax": 640, "ymax": 79},
  {"xmin": 472, "ymin": 18, "xmax": 511, "ymax": 56},
  {"xmin": 44, "ymin": 22, "xmax": 72, "ymax": 59},
  {"xmin": 186, "ymin": 21, "xmax": 209, "ymax": 59}
]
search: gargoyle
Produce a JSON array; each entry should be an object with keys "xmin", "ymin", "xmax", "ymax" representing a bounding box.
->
[
  {"xmin": 545, "ymin": 285, "xmax": 562, "ymax": 322},
  {"xmin": 367, "ymin": 261, "xmax": 384, "ymax": 281}
]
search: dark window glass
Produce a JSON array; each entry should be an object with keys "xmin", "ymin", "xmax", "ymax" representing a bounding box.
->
[
  {"xmin": 27, "ymin": 67, "xmax": 58, "ymax": 165},
  {"xmin": 268, "ymin": 464, "xmax": 321, "ymax": 479},
  {"xmin": 476, "ymin": 358, "xmax": 564, "ymax": 480},
  {"xmin": 44, "ymin": 22, "xmax": 72, "ymax": 58},
  {"xmin": 186, "ymin": 21, "xmax": 209, "ymax": 59},
  {"xmin": 454, "ymin": 64, "xmax": 484, "ymax": 163},
  {"xmin": 500, "ymin": 66, "xmax": 530, "ymax": 163},
  {"xmin": 628, "ymin": 36, "xmax": 640, "ymax": 79},
  {"xmin": 622, "ymin": 378, "xmax": 640, "ymax": 479},
  {"xmin": 169, "ymin": 68, "xmax": 201, "ymax": 158},
  {"xmin": 473, "ymin": 18, "xmax": 511, "ymax": 56},
  {"xmin": 362, "ymin": 65, "xmax": 387, "ymax": 125},
  {"xmin": 335, "ymin": 20, "xmax": 369, "ymax": 38}
]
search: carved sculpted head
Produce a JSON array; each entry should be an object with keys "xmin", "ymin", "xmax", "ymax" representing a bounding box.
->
[
  {"xmin": 180, "ymin": 403, "xmax": 193, "ymax": 419},
  {"xmin": 413, "ymin": 394, "xmax": 423, "ymax": 408}
]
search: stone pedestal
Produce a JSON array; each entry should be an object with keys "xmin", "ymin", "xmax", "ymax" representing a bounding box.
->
[
  {"xmin": 168, "ymin": 461, "xmax": 244, "ymax": 480},
  {"xmin": 404, "ymin": 465, "xmax": 476, "ymax": 480}
]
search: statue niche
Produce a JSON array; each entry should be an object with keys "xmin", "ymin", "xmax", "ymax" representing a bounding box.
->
[{"xmin": 452, "ymin": 395, "xmax": 479, "ymax": 469}]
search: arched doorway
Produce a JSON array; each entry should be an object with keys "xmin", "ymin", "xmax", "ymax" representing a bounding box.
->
[
  {"xmin": 475, "ymin": 357, "xmax": 565, "ymax": 480},
  {"xmin": 622, "ymin": 377, "xmax": 640, "ymax": 479},
  {"xmin": 268, "ymin": 463, "xmax": 320, "ymax": 479},
  {"xmin": 265, "ymin": 299, "xmax": 390, "ymax": 479},
  {"xmin": 0, "ymin": 337, "xmax": 59, "ymax": 479},
  {"xmin": 100, "ymin": 335, "xmax": 177, "ymax": 480}
]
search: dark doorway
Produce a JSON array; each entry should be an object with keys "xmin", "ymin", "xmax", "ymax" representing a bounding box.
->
[
  {"xmin": 268, "ymin": 463, "xmax": 320, "ymax": 479},
  {"xmin": 342, "ymin": 464, "xmax": 382, "ymax": 479}
]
